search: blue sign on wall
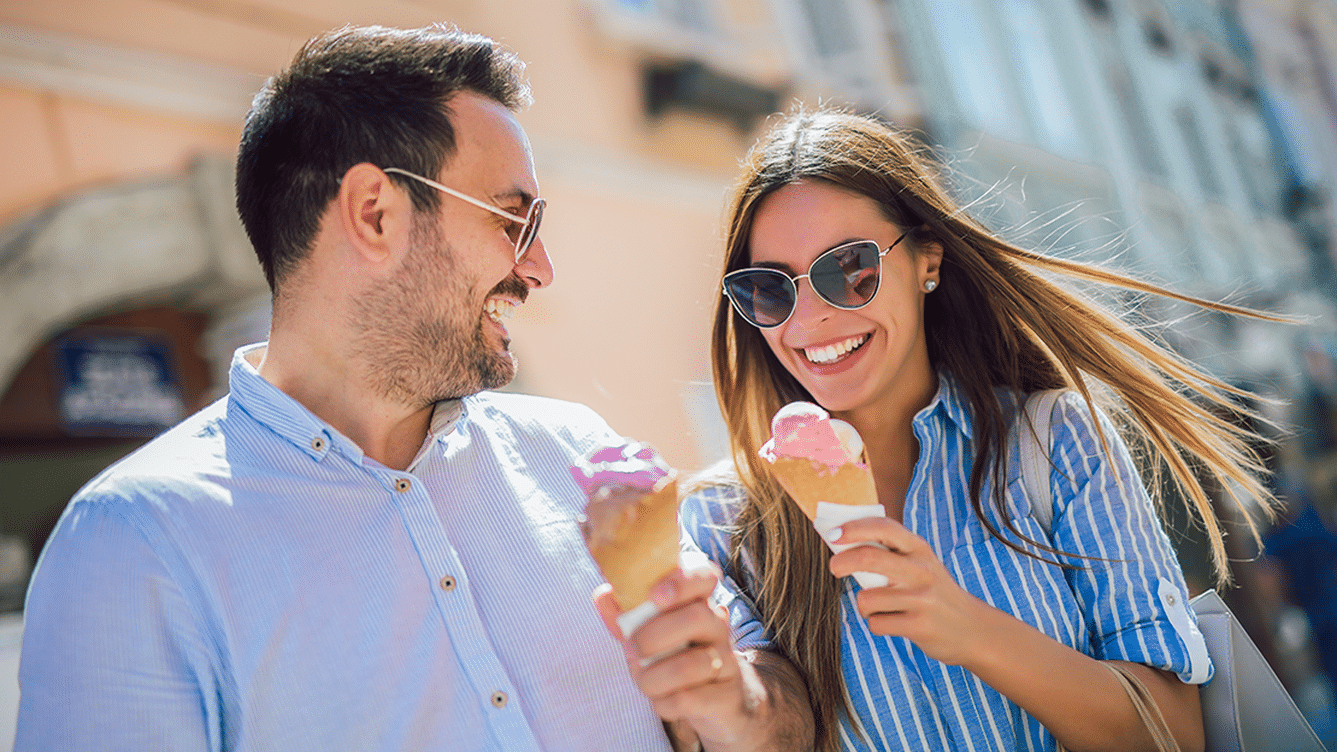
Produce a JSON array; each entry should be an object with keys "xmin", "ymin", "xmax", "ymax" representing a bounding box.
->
[{"xmin": 53, "ymin": 334, "xmax": 185, "ymax": 437}]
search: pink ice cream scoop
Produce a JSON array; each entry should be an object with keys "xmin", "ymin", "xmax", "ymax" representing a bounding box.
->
[
  {"xmin": 570, "ymin": 441, "xmax": 673, "ymax": 496},
  {"xmin": 572, "ymin": 440, "xmax": 681, "ymax": 634},
  {"xmin": 759, "ymin": 401, "xmax": 864, "ymax": 471}
]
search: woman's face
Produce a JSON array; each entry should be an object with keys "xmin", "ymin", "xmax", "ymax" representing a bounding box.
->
[{"xmin": 747, "ymin": 180, "xmax": 940, "ymax": 418}]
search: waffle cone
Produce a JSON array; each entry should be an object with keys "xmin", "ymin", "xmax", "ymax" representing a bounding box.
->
[
  {"xmin": 586, "ymin": 478, "xmax": 680, "ymax": 611},
  {"xmin": 768, "ymin": 455, "xmax": 877, "ymax": 521}
]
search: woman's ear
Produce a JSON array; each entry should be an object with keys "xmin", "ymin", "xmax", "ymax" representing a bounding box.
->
[{"xmin": 919, "ymin": 240, "xmax": 944, "ymax": 285}]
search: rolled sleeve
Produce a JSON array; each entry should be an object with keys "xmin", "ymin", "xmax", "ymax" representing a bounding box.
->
[
  {"xmin": 679, "ymin": 485, "xmax": 772, "ymax": 652},
  {"xmin": 1045, "ymin": 393, "xmax": 1213, "ymax": 684}
]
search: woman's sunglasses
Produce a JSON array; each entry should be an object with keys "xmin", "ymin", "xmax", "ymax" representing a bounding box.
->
[{"xmin": 721, "ymin": 230, "xmax": 913, "ymax": 329}]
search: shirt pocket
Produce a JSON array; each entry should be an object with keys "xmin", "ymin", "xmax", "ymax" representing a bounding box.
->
[{"xmin": 943, "ymin": 501, "xmax": 1088, "ymax": 650}]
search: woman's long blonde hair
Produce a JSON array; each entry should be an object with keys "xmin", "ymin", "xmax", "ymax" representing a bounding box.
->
[{"xmin": 708, "ymin": 108, "xmax": 1285, "ymax": 750}]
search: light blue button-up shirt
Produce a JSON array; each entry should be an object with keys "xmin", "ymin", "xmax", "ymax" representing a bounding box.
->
[
  {"xmin": 683, "ymin": 373, "xmax": 1210, "ymax": 752},
  {"xmin": 17, "ymin": 344, "xmax": 672, "ymax": 752}
]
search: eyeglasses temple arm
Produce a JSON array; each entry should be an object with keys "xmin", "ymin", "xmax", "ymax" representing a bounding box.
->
[{"xmin": 383, "ymin": 167, "xmax": 530, "ymax": 226}]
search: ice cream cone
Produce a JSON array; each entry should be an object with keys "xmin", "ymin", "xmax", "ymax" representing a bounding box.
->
[
  {"xmin": 583, "ymin": 475, "xmax": 681, "ymax": 612},
  {"xmin": 760, "ymin": 401, "xmax": 890, "ymax": 589},
  {"xmin": 769, "ymin": 453, "xmax": 878, "ymax": 522}
]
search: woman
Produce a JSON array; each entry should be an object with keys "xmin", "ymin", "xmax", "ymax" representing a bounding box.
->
[{"xmin": 681, "ymin": 108, "xmax": 1282, "ymax": 752}]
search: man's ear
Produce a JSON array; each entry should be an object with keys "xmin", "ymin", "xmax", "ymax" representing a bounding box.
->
[{"xmin": 337, "ymin": 163, "xmax": 413, "ymax": 265}]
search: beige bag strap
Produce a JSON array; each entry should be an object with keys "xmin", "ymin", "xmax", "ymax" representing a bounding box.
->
[{"xmin": 1055, "ymin": 663, "xmax": 1180, "ymax": 752}]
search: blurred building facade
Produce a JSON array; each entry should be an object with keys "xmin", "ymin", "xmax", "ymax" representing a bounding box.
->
[
  {"xmin": 0, "ymin": 0, "xmax": 1335, "ymax": 725},
  {"xmin": 0, "ymin": 0, "xmax": 927, "ymax": 609}
]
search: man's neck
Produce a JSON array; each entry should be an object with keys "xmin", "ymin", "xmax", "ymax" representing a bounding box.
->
[{"xmin": 253, "ymin": 331, "xmax": 433, "ymax": 472}]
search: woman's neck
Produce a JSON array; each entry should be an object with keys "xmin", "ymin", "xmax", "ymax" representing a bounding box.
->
[{"xmin": 840, "ymin": 370, "xmax": 939, "ymax": 522}]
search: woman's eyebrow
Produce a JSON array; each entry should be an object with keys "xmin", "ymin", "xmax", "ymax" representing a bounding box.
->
[{"xmin": 748, "ymin": 238, "xmax": 871, "ymax": 274}]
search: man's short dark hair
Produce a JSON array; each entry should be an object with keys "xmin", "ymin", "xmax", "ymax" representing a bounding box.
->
[{"xmin": 235, "ymin": 24, "xmax": 531, "ymax": 291}]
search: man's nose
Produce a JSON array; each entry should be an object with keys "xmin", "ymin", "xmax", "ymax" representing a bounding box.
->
[{"xmin": 517, "ymin": 237, "xmax": 553, "ymax": 289}]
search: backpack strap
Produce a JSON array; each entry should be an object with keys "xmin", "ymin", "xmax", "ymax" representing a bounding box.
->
[{"xmin": 1019, "ymin": 389, "xmax": 1066, "ymax": 534}]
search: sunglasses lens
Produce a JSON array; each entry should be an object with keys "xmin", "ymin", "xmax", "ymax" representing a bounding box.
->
[
  {"xmin": 514, "ymin": 199, "xmax": 545, "ymax": 263},
  {"xmin": 724, "ymin": 270, "xmax": 795, "ymax": 327},
  {"xmin": 810, "ymin": 241, "xmax": 881, "ymax": 308}
]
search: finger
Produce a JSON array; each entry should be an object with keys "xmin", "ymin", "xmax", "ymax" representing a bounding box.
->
[
  {"xmin": 863, "ymin": 611, "xmax": 924, "ymax": 638},
  {"xmin": 828, "ymin": 543, "xmax": 909, "ymax": 583},
  {"xmin": 854, "ymin": 584, "xmax": 929, "ymax": 616},
  {"xmin": 834, "ymin": 516, "xmax": 925, "ymax": 553},
  {"xmin": 592, "ymin": 582, "xmax": 626, "ymax": 637},
  {"xmin": 637, "ymin": 643, "xmax": 734, "ymax": 699},
  {"xmin": 648, "ymin": 562, "xmax": 722, "ymax": 611},
  {"xmin": 632, "ymin": 598, "xmax": 730, "ymax": 661},
  {"xmin": 828, "ymin": 538, "xmax": 934, "ymax": 577},
  {"xmin": 592, "ymin": 583, "xmax": 646, "ymax": 671}
]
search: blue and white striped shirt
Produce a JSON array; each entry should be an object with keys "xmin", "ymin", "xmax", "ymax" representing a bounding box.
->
[
  {"xmin": 682, "ymin": 373, "xmax": 1211, "ymax": 752},
  {"xmin": 18, "ymin": 343, "xmax": 672, "ymax": 752}
]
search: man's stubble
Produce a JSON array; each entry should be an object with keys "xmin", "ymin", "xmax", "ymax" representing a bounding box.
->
[{"xmin": 349, "ymin": 213, "xmax": 527, "ymax": 408}]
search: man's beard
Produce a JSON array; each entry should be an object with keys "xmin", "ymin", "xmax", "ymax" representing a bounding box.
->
[{"xmin": 349, "ymin": 215, "xmax": 527, "ymax": 407}]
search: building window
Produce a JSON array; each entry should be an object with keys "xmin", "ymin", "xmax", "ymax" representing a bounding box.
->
[
  {"xmin": 611, "ymin": 0, "xmax": 716, "ymax": 31},
  {"xmin": 1109, "ymin": 66, "xmax": 1169, "ymax": 179},
  {"xmin": 996, "ymin": 0, "xmax": 1088, "ymax": 159},
  {"xmin": 1081, "ymin": 1, "xmax": 1168, "ymax": 179},
  {"xmin": 1173, "ymin": 105, "xmax": 1224, "ymax": 202},
  {"xmin": 773, "ymin": 0, "xmax": 901, "ymax": 108},
  {"xmin": 799, "ymin": 0, "xmax": 856, "ymax": 60},
  {"xmin": 921, "ymin": 0, "xmax": 1027, "ymax": 141},
  {"xmin": 1204, "ymin": 54, "xmax": 1283, "ymax": 216}
]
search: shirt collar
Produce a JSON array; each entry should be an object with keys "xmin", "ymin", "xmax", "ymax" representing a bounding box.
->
[
  {"xmin": 406, "ymin": 400, "xmax": 464, "ymax": 473},
  {"xmin": 913, "ymin": 371, "xmax": 974, "ymax": 440},
  {"xmin": 228, "ymin": 343, "xmax": 465, "ymax": 468}
]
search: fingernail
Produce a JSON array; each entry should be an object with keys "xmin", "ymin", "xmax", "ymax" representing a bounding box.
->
[
  {"xmin": 823, "ymin": 526, "xmax": 843, "ymax": 542},
  {"xmin": 651, "ymin": 579, "xmax": 677, "ymax": 604}
]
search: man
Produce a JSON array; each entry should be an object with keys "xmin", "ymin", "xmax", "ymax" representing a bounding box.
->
[{"xmin": 16, "ymin": 24, "xmax": 810, "ymax": 751}]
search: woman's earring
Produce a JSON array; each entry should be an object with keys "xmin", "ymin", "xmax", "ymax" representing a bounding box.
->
[{"xmin": 924, "ymin": 280, "xmax": 938, "ymax": 293}]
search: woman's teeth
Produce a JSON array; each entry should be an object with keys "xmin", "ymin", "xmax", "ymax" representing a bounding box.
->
[
  {"xmin": 804, "ymin": 334, "xmax": 869, "ymax": 364},
  {"xmin": 485, "ymin": 298, "xmax": 515, "ymax": 323}
]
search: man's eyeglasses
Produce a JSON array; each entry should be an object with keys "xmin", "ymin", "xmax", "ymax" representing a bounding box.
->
[
  {"xmin": 383, "ymin": 167, "xmax": 545, "ymax": 263},
  {"xmin": 722, "ymin": 230, "xmax": 913, "ymax": 329}
]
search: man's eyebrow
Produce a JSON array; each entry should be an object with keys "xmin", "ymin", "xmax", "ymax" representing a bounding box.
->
[{"xmin": 493, "ymin": 187, "xmax": 536, "ymax": 209}]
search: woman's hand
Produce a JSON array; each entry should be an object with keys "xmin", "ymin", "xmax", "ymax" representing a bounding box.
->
[
  {"xmin": 826, "ymin": 516, "xmax": 994, "ymax": 666},
  {"xmin": 593, "ymin": 563, "xmax": 814, "ymax": 751},
  {"xmin": 828, "ymin": 517, "xmax": 1204, "ymax": 751}
]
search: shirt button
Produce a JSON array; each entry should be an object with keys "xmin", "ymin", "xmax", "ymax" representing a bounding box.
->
[
  {"xmin": 439, "ymin": 575, "xmax": 456, "ymax": 592},
  {"xmin": 395, "ymin": 478, "xmax": 411, "ymax": 492},
  {"xmin": 491, "ymin": 691, "xmax": 508, "ymax": 709},
  {"xmin": 1166, "ymin": 593, "xmax": 1178, "ymax": 606},
  {"xmin": 311, "ymin": 436, "xmax": 325, "ymax": 451}
]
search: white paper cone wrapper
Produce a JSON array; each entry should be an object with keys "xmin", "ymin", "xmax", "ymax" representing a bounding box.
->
[
  {"xmin": 616, "ymin": 600, "xmax": 660, "ymax": 638},
  {"xmin": 813, "ymin": 501, "xmax": 889, "ymax": 589}
]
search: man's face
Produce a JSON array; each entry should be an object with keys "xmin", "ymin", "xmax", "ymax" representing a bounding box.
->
[{"xmin": 351, "ymin": 92, "xmax": 552, "ymax": 406}]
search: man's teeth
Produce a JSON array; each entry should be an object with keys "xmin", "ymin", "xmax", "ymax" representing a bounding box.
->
[
  {"xmin": 804, "ymin": 334, "xmax": 869, "ymax": 364},
  {"xmin": 485, "ymin": 298, "xmax": 516, "ymax": 323}
]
